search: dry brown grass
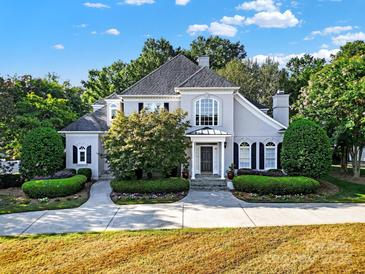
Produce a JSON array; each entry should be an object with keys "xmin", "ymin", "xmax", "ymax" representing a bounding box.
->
[{"xmin": 1, "ymin": 224, "xmax": 365, "ymax": 273}]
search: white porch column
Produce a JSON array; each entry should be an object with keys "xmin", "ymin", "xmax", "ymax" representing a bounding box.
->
[
  {"xmin": 221, "ymin": 141, "xmax": 225, "ymax": 179},
  {"xmin": 191, "ymin": 141, "xmax": 195, "ymax": 180}
]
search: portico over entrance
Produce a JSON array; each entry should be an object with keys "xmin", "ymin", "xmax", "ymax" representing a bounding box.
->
[{"xmin": 186, "ymin": 127, "xmax": 231, "ymax": 180}]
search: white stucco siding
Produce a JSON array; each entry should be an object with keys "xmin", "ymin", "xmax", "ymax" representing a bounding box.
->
[
  {"xmin": 234, "ymin": 99, "xmax": 283, "ymax": 140},
  {"xmin": 65, "ymin": 133, "xmax": 103, "ymax": 179}
]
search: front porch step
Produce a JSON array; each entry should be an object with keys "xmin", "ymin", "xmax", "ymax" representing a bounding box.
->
[{"xmin": 190, "ymin": 178, "xmax": 227, "ymax": 191}]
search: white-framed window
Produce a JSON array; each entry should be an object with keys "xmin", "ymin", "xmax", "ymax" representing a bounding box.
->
[
  {"xmin": 110, "ymin": 104, "xmax": 118, "ymax": 119},
  {"xmin": 144, "ymin": 102, "xmax": 164, "ymax": 112},
  {"xmin": 195, "ymin": 98, "xmax": 219, "ymax": 126},
  {"xmin": 265, "ymin": 142, "xmax": 276, "ymax": 169},
  {"xmin": 78, "ymin": 146, "xmax": 86, "ymax": 164},
  {"xmin": 239, "ymin": 142, "xmax": 251, "ymax": 168}
]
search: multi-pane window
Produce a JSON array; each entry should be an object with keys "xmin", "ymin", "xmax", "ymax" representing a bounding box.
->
[
  {"xmin": 239, "ymin": 142, "xmax": 250, "ymax": 168},
  {"xmin": 79, "ymin": 146, "xmax": 86, "ymax": 164},
  {"xmin": 144, "ymin": 102, "xmax": 163, "ymax": 112},
  {"xmin": 110, "ymin": 104, "xmax": 118, "ymax": 119},
  {"xmin": 265, "ymin": 142, "xmax": 276, "ymax": 169},
  {"xmin": 195, "ymin": 98, "xmax": 218, "ymax": 126}
]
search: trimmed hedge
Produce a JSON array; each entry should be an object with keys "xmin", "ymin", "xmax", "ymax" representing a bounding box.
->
[
  {"xmin": 22, "ymin": 175, "xmax": 87, "ymax": 198},
  {"xmin": 77, "ymin": 168, "xmax": 92, "ymax": 181},
  {"xmin": 233, "ymin": 175, "xmax": 320, "ymax": 195},
  {"xmin": 281, "ymin": 119, "xmax": 332, "ymax": 178},
  {"xmin": 0, "ymin": 174, "xmax": 25, "ymax": 189},
  {"xmin": 111, "ymin": 177, "xmax": 189, "ymax": 194},
  {"xmin": 237, "ymin": 169, "xmax": 286, "ymax": 177}
]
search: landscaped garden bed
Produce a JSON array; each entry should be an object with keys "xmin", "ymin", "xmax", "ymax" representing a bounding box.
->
[
  {"xmin": 111, "ymin": 177, "xmax": 189, "ymax": 205},
  {"xmin": 0, "ymin": 181, "xmax": 92, "ymax": 215},
  {"xmin": 233, "ymin": 175, "xmax": 365, "ymax": 203}
]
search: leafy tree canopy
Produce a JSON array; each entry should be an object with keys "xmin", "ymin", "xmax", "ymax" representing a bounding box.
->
[
  {"xmin": 82, "ymin": 36, "xmax": 246, "ymax": 104},
  {"xmin": 297, "ymin": 41, "xmax": 365, "ymax": 177},
  {"xmin": 218, "ymin": 58, "xmax": 287, "ymax": 109},
  {"xmin": 103, "ymin": 109, "xmax": 190, "ymax": 179}
]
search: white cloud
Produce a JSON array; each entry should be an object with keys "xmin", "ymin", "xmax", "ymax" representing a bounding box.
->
[
  {"xmin": 105, "ymin": 28, "xmax": 120, "ymax": 35},
  {"xmin": 220, "ymin": 15, "xmax": 246, "ymax": 26},
  {"xmin": 52, "ymin": 44, "xmax": 64, "ymax": 50},
  {"xmin": 83, "ymin": 2, "xmax": 110, "ymax": 8},
  {"xmin": 252, "ymin": 48, "xmax": 339, "ymax": 66},
  {"xmin": 305, "ymin": 25, "xmax": 353, "ymax": 40},
  {"xmin": 176, "ymin": 0, "xmax": 190, "ymax": 5},
  {"xmin": 245, "ymin": 10, "xmax": 299, "ymax": 28},
  {"xmin": 209, "ymin": 22, "xmax": 237, "ymax": 37},
  {"xmin": 121, "ymin": 0, "xmax": 155, "ymax": 5},
  {"xmin": 187, "ymin": 22, "xmax": 237, "ymax": 37},
  {"xmin": 236, "ymin": 0, "xmax": 278, "ymax": 12},
  {"xmin": 332, "ymin": 32, "xmax": 365, "ymax": 45},
  {"xmin": 187, "ymin": 24, "xmax": 209, "ymax": 35},
  {"xmin": 91, "ymin": 31, "xmax": 97, "ymax": 35}
]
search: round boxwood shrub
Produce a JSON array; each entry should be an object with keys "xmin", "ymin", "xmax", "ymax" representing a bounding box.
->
[
  {"xmin": 21, "ymin": 127, "xmax": 64, "ymax": 179},
  {"xmin": 233, "ymin": 175, "xmax": 320, "ymax": 195},
  {"xmin": 281, "ymin": 118, "xmax": 332, "ymax": 178},
  {"xmin": 77, "ymin": 168, "xmax": 92, "ymax": 182},
  {"xmin": 22, "ymin": 175, "xmax": 87, "ymax": 198}
]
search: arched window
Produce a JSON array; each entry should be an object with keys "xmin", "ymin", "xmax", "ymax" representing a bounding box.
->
[
  {"xmin": 195, "ymin": 98, "xmax": 218, "ymax": 126},
  {"xmin": 239, "ymin": 142, "xmax": 251, "ymax": 168},
  {"xmin": 110, "ymin": 104, "xmax": 118, "ymax": 119},
  {"xmin": 265, "ymin": 142, "xmax": 276, "ymax": 169},
  {"xmin": 79, "ymin": 146, "xmax": 86, "ymax": 164}
]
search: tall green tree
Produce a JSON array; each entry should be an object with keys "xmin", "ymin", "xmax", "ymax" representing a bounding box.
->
[
  {"xmin": 286, "ymin": 54, "xmax": 325, "ymax": 105},
  {"xmin": 82, "ymin": 38, "xmax": 176, "ymax": 104},
  {"xmin": 218, "ymin": 58, "xmax": 287, "ymax": 108},
  {"xmin": 297, "ymin": 42, "xmax": 365, "ymax": 178},
  {"xmin": 0, "ymin": 75, "xmax": 87, "ymax": 159},
  {"xmin": 189, "ymin": 36, "xmax": 246, "ymax": 70}
]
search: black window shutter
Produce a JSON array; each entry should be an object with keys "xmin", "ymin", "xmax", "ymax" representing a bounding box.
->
[
  {"xmin": 251, "ymin": 143, "xmax": 257, "ymax": 169},
  {"xmin": 164, "ymin": 102, "xmax": 169, "ymax": 111},
  {"xmin": 234, "ymin": 142, "xmax": 239, "ymax": 169},
  {"xmin": 87, "ymin": 146, "xmax": 92, "ymax": 164},
  {"xmin": 259, "ymin": 143, "xmax": 265, "ymax": 170},
  {"xmin": 277, "ymin": 143, "xmax": 282, "ymax": 169},
  {"xmin": 73, "ymin": 146, "xmax": 78, "ymax": 164},
  {"xmin": 138, "ymin": 103, "xmax": 143, "ymax": 113}
]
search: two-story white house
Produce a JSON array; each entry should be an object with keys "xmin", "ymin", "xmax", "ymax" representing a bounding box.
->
[{"xmin": 60, "ymin": 54, "xmax": 289, "ymax": 179}]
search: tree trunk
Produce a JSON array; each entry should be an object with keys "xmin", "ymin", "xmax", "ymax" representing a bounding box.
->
[
  {"xmin": 340, "ymin": 146, "xmax": 348, "ymax": 174},
  {"xmin": 350, "ymin": 145, "xmax": 362, "ymax": 178}
]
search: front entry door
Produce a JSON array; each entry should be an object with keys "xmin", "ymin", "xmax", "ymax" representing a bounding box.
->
[{"xmin": 201, "ymin": 147, "xmax": 213, "ymax": 173}]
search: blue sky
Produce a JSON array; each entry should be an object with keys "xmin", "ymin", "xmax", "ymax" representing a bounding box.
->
[{"xmin": 1, "ymin": 0, "xmax": 364, "ymax": 85}]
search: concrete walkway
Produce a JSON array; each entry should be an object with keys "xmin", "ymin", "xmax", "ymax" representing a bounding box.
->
[{"xmin": 1, "ymin": 180, "xmax": 365, "ymax": 236}]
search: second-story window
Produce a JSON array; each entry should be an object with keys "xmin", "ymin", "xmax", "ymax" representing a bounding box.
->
[
  {"xmin": 110, "ymin": 104, "xmax": 118, "ymax": 119},
  {"xmin": 144, "ymin": 102, "xmax": 163, "ymax": 112},
  {"xmin": 195, "ymin": 98, "xmax": 218, "ymax": 126}
]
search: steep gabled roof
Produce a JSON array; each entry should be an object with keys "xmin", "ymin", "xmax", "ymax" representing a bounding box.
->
[
  {"xmin": 60, "ymin": 106, "xmax": 108, "ymax": 132},
  {"xmin": 178, "ymin": 67, "xmax": 237, "ymax": 88},
  {"xmin": 122, "ymin": 54, "xmax": 201, "ymax": 96}
]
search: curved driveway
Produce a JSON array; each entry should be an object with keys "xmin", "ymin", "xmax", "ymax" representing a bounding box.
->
[{"xmin": 1, "ymin": 180, "xmax": 365, "ymax": 236}]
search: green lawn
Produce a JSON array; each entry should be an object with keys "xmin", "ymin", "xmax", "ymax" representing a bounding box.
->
[
  {"xmin": 234, "ymin": 175, "xmax": 365, "ymax": 203},
  {"xmin": 0, "ymin": 224, "xmax": 364, "ymax": 273}
]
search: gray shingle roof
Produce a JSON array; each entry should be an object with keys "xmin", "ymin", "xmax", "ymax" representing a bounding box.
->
[
  {"xmin": 93, "ymin": 98, "xmax": 106, "ymax": 106},
  {"xmin": 122, "ymin": 54, "xmax": 201, "ymax": 96},
  {"xmin": 178, "ymin": 67, "xmax": 237, "ymax": 88},
  {"xmin": 61, "ymin": 106, "xmax": 108, "ymax": 132},
  {"xmin": 247, "ymin": 99, "xmax": 267, "ymax": 109}
]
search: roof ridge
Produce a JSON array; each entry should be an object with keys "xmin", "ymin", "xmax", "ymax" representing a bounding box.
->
[
  {"xmin": 177, "ymin": 66, "xmax": 205, "ymax": 88},
  {"xmin": 121, "ymin": 54, "xmax": 198, "ymax": 95}
]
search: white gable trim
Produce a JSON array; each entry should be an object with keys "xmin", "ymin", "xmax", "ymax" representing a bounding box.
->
[{"xmin": 234, "ymin": 93, "xmax": 287, "ymax": 130}]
